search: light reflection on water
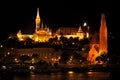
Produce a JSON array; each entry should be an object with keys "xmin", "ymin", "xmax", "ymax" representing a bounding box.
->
[{"xmin": 0, "ymin": 71, "xmax": 113, "ymax": 80}]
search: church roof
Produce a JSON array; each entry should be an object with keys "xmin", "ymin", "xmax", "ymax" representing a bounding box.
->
[{"xmin": 90, "ymin": 32, "xmax": 99, "ymax": 44}]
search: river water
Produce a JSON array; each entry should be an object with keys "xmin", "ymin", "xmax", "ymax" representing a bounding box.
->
[{"xmin": 1, "ymin": 71, "xmax": 119, "ymax": 80}]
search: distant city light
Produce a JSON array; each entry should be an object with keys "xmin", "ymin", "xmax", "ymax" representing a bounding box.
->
[
  {"xmin": 29, "ymin": 66, "xmax": 35, "ymax": 70},
  {"xmin": 83, "ymin": 22, "xmax": 87, "ymax": 26},
  {"xmin": 68, "ymin": 71, "xmax": 74, "ymax": 74},
  {"xmin": 0, "ymin": 45, "xmax": 3, "ymax": 48},
  {"xmin": 7, "ymin": 52, "xmax": 10, "ymax": 55}
]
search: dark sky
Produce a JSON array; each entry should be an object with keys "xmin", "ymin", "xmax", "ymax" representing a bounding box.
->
[{"xmin": 0, "ymin": 0, "xmax": 119, "ymax": 42}]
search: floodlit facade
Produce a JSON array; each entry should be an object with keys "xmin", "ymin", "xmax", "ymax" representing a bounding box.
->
[
  {"xmin": 17, "ymin": 8, "xmax": 52, "ymax": 42},
  {"xmin": 88, "ymin": 13, "xmax": 108, "ymax": 64},
  {"xmin": 99, "ymin": 14, "xmax": 108, "ymax": 54},
  {"xmin": 3, "ymin": 7, "xmax": 109, "ymax": 65},
  {"xmin": 54, "ymin": 26, "xmax": 90, "ymax": 40},
  {"xmin": 17, "ymin": 8, "xmax": 90, "ymax": 42}
]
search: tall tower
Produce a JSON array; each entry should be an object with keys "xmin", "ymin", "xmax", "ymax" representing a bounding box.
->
[
  {"xmin": 35, "ymin": 8, "xmax": 41, "ymax": 32},
  {"xmin": 99, "ymin": 13, "xmax": 108, "ymax": 54}
]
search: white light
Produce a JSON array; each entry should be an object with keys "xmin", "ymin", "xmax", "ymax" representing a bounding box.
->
[
  {"xmin": 2, "ymin": 66, "xmax": 6, "ymax": 69},
  {"xmin": 83, "ymin": 22, "xmax": 87, "ymax": 26},
  {"xmin": 0, "ymin": 45, "xmax": 3, "ymax": 48},
  {"xmin": 7, "ymin": 52, "xmax": 10, "ymax": 55},
  {"xmin": 29, "ymin": 66, "xmax": 35, "ymax": 70}
]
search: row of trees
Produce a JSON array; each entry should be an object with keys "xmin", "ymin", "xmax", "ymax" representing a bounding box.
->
[
  {"xmin": 60, "ymin": 51, "xmax": 87, "ymax": 64},
  {"xmin": 4, "ymin": 35, "xmax": 90, "ymax": 49}
]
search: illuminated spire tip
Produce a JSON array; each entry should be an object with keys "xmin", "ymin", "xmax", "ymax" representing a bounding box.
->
[{"xmin": 37, "ymin": 8, "xmax": 39, "ymax": 17}]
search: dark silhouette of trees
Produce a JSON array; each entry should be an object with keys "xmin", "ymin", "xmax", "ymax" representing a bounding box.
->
[
  {"xmin": 19, "ymin": 55, "xmax": 31, "ymax": 63},
  {"xmin": 4, "ymin": 36, "xmax": 19, "ymax": 47},
  {"xmin": 95, "ymin": 53, "xmax": 108, "ymax": 64},
  {"xmin": 60, "ymin": 52, "xmax": 70, "ymax": 63}
]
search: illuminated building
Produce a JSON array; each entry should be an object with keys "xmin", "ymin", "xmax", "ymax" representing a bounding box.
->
[
  {"xmin": 99, "ymin": 14, "xmax": 108, "ymax": 54},
  {"xmin": 17, "ymin": 8, "xmax": 52, "ymax": 42},
  {"xmin": 17, "ymin": 8, "xmax": 90, "ymax": 42},
  {"xmin": 87, "ymin": 32, "xmax": 99, "ymax": 64},
  {"xmin": 55, "ymin": 26, "xmax": 90, "ymax": 40},
  {"xmin": 3, "ymin": 47, "xmax": 62, "ymax": 63},
  {"xmin": 5, "ymin": 8, "xmax": 108, "ymax": 64},
  {"xmin": 88, "ymin": 13, "xmax": 108, "ymax": 64}
]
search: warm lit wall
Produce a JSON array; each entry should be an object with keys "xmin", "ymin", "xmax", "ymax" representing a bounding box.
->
[
  {"xmin": 88, "ymin": 44, "xmax": 99, "ymax": 64},
  {"xmin": 99, "ymin": 14, "xmax": 108, "ymax": 54}
]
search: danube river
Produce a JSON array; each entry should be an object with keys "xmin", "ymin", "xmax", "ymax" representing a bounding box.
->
[{"xmin": 0, "ymin": 71, "xmax": 119, "ymax": 80}]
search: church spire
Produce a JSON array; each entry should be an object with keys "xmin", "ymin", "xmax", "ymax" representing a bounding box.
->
[
  {"xmin": 35, "ymin": 8, "xmax": 41, "ymax": 32},
  {"xmin": 99, "ymin": 13, "xmax": 108, "ymax": 54},
  {"xmin": 37, "ymin": 8, "xmax": 40, "ymax": 17}
]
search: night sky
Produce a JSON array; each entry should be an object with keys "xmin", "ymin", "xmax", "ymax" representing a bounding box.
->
[{"xmin": 0, "ymin": 1, "xmax": 119, "ymax": 46}]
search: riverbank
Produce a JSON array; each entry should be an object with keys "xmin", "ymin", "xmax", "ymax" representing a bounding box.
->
[
  {"xmin": 58, "ymin": 64, "xmax": 120, "ymax": 72},
  {"xmin": 0, "ymin": 64, "xmax": 120, "ymax": 74}
]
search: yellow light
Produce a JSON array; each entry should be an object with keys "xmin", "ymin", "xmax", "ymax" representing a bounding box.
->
[
  {"xmin": 68, "ymin": 71, "xmax": 74, "ymax": 74},
  {"xmin": 87, "ymin": 71, "xmax": 93, "ymax": 74},
  {"xmin": 15, "ymin": 58, "xmax": 19, "ymax": 63}
]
